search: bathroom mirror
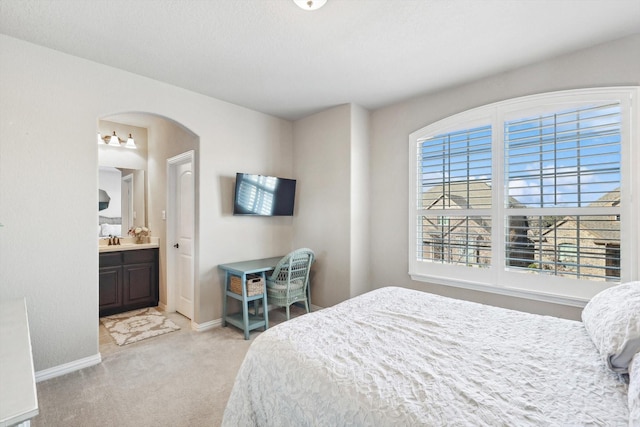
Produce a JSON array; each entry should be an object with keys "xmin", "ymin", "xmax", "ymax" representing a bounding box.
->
[
  {"xmin": 98, "ymin": 166, "xmax": 146, "ymax": 238},
  {"xmin": 98, "ymin": 118, "xmax": 149, "ymax": 238}
]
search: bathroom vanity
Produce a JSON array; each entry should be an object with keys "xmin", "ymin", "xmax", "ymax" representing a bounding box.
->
[{"xmin": 99, "ymin": 243, "xmax": 159, "ymax": 317}]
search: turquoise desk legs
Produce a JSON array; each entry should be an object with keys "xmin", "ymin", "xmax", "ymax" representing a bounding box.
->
[
  {"xmin": 261, "ymin": 271, "xmax": 269, "ymax": 332},
  {"xmin": 241, "ymin": 273, "xmax": 250, "ymax": 340},
  {"xmin": 222, "ymin": 271, "xmax": 269, "ymax": 340}
]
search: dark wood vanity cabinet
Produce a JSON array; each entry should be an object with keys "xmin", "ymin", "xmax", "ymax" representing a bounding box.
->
[{"xmin": 99, "ymin": 248, "xmax": 159, "ymax": 317}]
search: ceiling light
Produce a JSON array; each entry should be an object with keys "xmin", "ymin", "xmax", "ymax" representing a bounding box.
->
[{"xmin": 293, "ymin": 0, "xmax": 326, "ymax": 11}]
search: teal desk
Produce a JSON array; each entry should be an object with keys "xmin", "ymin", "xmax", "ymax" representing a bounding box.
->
[{"xmin": 218, "ymin": 256, "xmax": 282, "ymax": 340}]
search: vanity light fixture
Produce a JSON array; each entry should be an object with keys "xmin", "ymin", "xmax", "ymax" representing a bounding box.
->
[
  {"xmin": 98, "ymin": 131, "xmax": 136, "ymax": 149},
  {"xmin": 293, "ymin": 0, "xmax": 326, "ymax": 11},
  {"xmin": 107, "ymin": 131, "xmax": 120, "ymax": 147},
  {"xmin": 124, "ymin": 134, "xmax": 136, "ymax": 149}
]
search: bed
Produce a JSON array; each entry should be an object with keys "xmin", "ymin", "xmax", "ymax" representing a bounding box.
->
[{"xmin": 222, "ymin": 282, "xmax": 640, "ymax": 426}]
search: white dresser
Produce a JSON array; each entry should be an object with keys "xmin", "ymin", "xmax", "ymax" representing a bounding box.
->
[{"xmin": 0, "ymin": 298, "xmax": 38, "ymax": 427}]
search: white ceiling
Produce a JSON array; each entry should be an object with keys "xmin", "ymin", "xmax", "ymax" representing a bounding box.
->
[{"xmin": 1, "ymin": 0, "xmax": 639, "ymax": 120}]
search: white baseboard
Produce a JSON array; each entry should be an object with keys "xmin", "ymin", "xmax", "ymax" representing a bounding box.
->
[
  {"xmin": 191, "ymin": 318, "xmax": 221, "ymax": 332},
  {"xmin": 189, "ymin": 303, "xmax": 324, "ymax": 333},
  {"xmin": 157, "ymin": 301, "xmax": 168, "ymax": 311},
  {"xmin": 35, "ymin": 353, "xmax": 102, "ymax": 383}
]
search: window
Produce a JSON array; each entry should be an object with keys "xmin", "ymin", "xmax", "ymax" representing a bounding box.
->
[{"xmin": 409, "ymin": 88, "xmax": 638, "ymax": 305}]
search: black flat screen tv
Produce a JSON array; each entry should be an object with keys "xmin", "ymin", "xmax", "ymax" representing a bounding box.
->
[{"xmin": 233, "ymin": 173, "xmax": 296, "ymax": 216}]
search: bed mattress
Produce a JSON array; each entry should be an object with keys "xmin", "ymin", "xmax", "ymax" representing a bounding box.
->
[{"xmin": 223, "ymin": 287, "xmax": 629, "ymax": 426}]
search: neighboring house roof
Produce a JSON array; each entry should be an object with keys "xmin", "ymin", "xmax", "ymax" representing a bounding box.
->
[
  {"xmin": 421, "ymin": 181, "xmax": 517, "ymax": 242},
  {"xmin": 541, "ymin": 187, "xmax": 620, "ymax": 244},
  {"xmin": 421, "ymin": 183, "xmax": 621, "ymax": 246},
  {"xmin": 587, "ymin": 187, "xmax": 621, "ymax": 208},
  {"xmin": 421, "ymin": 181, "xmax": 524, "ymax": 210},
  {"xmin": 585, "ymin": 187, "xmax": 620, "ymax": 244}
]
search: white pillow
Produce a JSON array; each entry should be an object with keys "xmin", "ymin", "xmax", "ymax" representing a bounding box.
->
[
  {"xmin": 100, "ymin": 223, "xmax": 122, "ymax": 237},
  {"xmin": 629, "ymin": 353, "xmax": 640, "ymax": 427},
  {"xmin": 582, "ymin": 281, "xmax": 640, "ymax": 374}
]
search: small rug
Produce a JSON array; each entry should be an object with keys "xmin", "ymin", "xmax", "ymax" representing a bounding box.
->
[{"xmin": 100, "ymin": 307, "xmax": 180, "ymax": 346}]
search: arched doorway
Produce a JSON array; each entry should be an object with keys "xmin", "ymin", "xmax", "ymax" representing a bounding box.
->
[{"xmin": 97, "ymin": 112, "xmax": 199, "ymax": 328}]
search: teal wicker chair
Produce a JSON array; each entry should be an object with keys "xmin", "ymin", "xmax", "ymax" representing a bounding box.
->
[{"xmin": 266, "ymin": 248, "xmax": 315, "ymax": 320}]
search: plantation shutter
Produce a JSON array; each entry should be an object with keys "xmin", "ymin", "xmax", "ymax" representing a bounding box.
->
[{"xmin": 504, "ymin": 103, "xmax": 622, "ymax": 280}]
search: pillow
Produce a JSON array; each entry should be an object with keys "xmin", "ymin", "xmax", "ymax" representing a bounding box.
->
[
  {"xmin": 581, "ymin": 281, "xmax": 640, "ymax": 374},
  {"xmin": 100, "ymin": 223, "xmax": 122, "ymax": 237},
  {"xmin": 629, "ymin": 353, "xmax": 640, "ymax": 427}
]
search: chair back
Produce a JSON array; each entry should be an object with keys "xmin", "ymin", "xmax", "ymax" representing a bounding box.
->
[{"xmin": 269, "ymin": 248, "xmax": 315, "ymax": 290}]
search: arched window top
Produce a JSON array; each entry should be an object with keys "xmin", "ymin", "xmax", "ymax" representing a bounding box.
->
[{"xmin": 409, "ymin": 87, "xmax": 638, "ymax": 306}]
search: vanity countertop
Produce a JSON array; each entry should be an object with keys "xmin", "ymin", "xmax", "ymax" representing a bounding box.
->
[{"xmin": 99, "ymin": 237, "xmax": 160, "ymax": 253}]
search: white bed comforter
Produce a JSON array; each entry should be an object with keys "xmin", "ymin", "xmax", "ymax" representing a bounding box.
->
[{"xmin": 222, "ymin": 287, "xmax": 629, "ymax": 426}]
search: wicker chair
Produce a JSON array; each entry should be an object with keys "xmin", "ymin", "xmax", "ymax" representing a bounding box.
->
[{"xmin": 266, "ymin": 248, "xmax": 315, "ymax": 320}]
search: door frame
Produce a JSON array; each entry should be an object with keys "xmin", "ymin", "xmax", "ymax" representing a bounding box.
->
[
  {"xmin": 166, "ymin": 150, "xmax": 196, "ymax": 319},
  {"xmin": 121, "ymin": 173, "xmax": 134, "ymax": 231}
]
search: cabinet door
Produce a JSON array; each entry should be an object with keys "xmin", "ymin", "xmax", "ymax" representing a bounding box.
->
[
  {"xmin": 99, "ymin": 266, "xmax": 122, "ymax": 315},
  {"xmin": 123, "ymin": 262, "xmax": 157, "ymax": 306}
]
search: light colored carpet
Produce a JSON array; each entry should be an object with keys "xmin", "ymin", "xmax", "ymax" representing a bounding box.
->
[
  {"xmin": 100, "ymin": 307, "xmax": 180, "ymax": 346},
  {"xmin": 31, "ymin": 305, "xmax": 307, "ymax": 427}
]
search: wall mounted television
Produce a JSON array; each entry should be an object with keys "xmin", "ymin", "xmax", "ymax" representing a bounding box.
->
[{"xmin": 233, "ymin": 173, "xmax": 296, "ymax": 216}]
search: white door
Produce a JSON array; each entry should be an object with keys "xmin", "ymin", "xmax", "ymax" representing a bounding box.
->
[{"xmin": 168, "ymin": 151, "xmax": 195, "ymax": 319}]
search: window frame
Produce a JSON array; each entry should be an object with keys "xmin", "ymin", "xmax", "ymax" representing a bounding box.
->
[{"xmin": 408, "ymin": 87, "xmax": 638, "ymax": 307}]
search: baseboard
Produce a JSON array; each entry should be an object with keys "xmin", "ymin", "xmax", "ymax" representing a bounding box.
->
[
  {"xmin": 191, "ymin": 318, "xmax": 222, "ymax": 332},
  {"xmin": 189, "ymin": 304, "xmax": 323, "ymax": 332},
  {"xmin": 157, "ymin": 301, "xmax": 168, "ymax": 311},
  {"xmin": 35, "ymin": 353, "xmax": 102, "ymax": 383}
]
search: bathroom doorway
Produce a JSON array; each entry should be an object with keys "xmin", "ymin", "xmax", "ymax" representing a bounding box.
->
[{"xmin": 97, "ymin": 112, "xmax": 199, "ymax": 340}]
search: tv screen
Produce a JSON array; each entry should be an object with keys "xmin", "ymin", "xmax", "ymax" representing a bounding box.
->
[{"xmin": 233, "ymin": 173, "xmax": 296, "ymax": 216}]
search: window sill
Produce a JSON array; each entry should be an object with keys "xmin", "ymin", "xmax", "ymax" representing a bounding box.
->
[{"xmin": 409, "ymin": 272, "xmax": 590, "ymax": 308}]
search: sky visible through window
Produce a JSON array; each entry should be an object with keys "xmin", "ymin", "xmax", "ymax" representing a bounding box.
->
[
  {"xmin": 505, "ymin": 103, "xmax": 620, "ymax": 208},
  {"xmin": 420, "ymin": 103, "xmax": 621, "ymax": 207}
]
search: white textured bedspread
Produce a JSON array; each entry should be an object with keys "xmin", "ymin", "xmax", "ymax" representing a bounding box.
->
[{"xmin": 222, "ymin": 287, "xmax": 629, "ymax": 426}]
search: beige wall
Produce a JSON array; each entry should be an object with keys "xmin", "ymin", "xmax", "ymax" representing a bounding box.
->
[
  {"xmin": 369, "ymin": 34, "xmax": 640, "ymax": 320},
  {"xmin": 293, "ymin": 104, "xmax": 372, "ymax": 307},
  {"xmin": 0, "ymin": 34, "xmax": 293, "ymax": 372},
  {"xmin": 292, "ymin": 104, "xmax": 352, "ymax": 307},
  {"xmin": 292, "ymin": 103, "xmax": 372, "ymax": 307}
]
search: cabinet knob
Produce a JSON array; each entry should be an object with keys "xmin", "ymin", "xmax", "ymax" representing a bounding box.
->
[{"xmin": 173, "ymin": 243, "xmax": 179, "ymax": 248}]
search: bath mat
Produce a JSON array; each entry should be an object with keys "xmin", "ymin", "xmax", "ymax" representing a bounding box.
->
[{"xmin": 100, "ymin": 307, "xmax": 180, "ymax": 346}]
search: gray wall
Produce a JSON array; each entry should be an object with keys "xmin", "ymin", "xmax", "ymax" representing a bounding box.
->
[{"xmin": 369, "ymin": 34, "xmax": 640, "ymax": 320}]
